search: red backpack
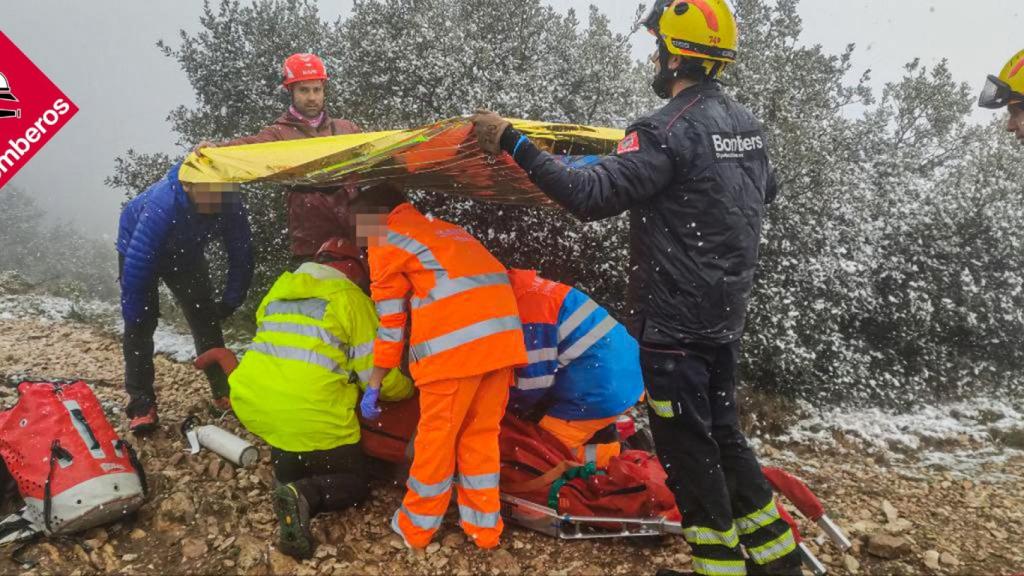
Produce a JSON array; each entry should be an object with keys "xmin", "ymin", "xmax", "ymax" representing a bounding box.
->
[{"xmin": 0, "ymin": 380, "xmax": 147, "ymax": 534}]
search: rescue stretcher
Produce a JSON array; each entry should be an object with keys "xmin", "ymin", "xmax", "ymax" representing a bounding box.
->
[
  {"xmin": 196, "ymin": 349, "xmax": 851, "ymax": 575},
  {"xmin": 498, "ymin": 467, "xmax": 851, "ymax": 576}
]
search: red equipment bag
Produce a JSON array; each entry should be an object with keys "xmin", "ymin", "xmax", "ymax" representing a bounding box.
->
[
  {"xmin": 499, "ymin": 414, "xmax": 681, "ymax": 522},
  {"xmin": 0, "ymin": 380, "xmax": 147, "ymax": 534}
]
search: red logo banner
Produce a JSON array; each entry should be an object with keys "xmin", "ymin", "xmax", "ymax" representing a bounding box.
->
[{"xmin": 0, "ymin": 31, "xmax": 78, "ymax": 189}]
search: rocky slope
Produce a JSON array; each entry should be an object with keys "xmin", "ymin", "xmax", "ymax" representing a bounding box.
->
[{"xmin": 0, "ymin": 318, "xmax": 1022, "ymax": 576}]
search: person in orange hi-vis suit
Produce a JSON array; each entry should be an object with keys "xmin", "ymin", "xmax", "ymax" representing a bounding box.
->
[{"xmin": 357, "ymin": 191, "xmax": 527, "ymax": 551}]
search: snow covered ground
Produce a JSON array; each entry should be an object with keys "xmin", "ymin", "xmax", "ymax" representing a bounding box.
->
[
  {"xmin": 2, "ymin": 290, "xmax": 1021, "ymax": 476},
  {"xmin": 774, "ymin": 398, "xmax": 1024, "ymax": 479},
  {"xmin": 0, "ymin": 293, "xmax": 209, "ymax": 363}
]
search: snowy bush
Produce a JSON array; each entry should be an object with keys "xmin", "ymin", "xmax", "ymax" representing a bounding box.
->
[{"xmin": 106, "ymin": 0, "xmax": 1024, "ymax": 406}]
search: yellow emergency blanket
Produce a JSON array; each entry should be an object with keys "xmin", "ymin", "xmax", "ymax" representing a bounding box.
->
[{"xmin": 178, "ymin": 117, "xmax": 624, "ymax": 205}]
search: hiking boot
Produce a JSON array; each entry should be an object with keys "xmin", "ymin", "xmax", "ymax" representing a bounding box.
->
[
  {"xmin": 129, "ymin": 406, "xmax": 159, "ymax": 435},
  {"xmin": 273, "ymin": 483, "xmax": 314, "ymax": 559}
]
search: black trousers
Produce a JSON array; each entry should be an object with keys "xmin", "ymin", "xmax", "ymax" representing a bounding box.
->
[
  {"xmin": 272, "ymin": 444, "xmax": 369, "ymax": 515},
  {"xmin": 119, "ymin": 254, "xmax": 228, "ymax": 417},
  {"xmin": 641, "ymin": 341, "xmax": 800, "ymax": 571}
]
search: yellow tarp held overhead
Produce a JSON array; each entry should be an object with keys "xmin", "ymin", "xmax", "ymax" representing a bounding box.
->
[{"xmin": 178, "ymin": 117, "xmax": 624, "ymax": 206}]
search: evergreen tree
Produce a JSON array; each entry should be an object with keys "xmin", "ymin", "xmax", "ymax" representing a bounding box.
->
[{"xmin": 106, "ymin": 0, "xmax": 1024, "ymax": 405}]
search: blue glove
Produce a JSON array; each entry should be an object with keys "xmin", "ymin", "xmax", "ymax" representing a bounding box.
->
[{"xmin": 360, "ymin": 386, "xmax": 382, "ymax": 420}]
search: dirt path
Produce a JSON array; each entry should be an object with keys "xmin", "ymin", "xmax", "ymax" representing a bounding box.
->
[{"xmin": 1, "ymin": 319, "xmax": 1022, "ymax": 576}]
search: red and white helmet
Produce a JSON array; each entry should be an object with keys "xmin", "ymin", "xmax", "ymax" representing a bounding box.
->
[
  {"xmin": 282, "ymin": 53, "xmax": 327, "ymax": 88},
  {"xmin": 315, "ymin": 237, "xmax": 368, "ymax": 289}
]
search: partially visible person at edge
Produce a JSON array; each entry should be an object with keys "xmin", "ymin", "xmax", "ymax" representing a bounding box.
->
[
  {"xmin": 227, "ymin": 237, "xmax": 413, "ymax": 560},
  {"xmin": 507, "ymin": 269, "xmax": 644, "ymax": 468},
  {"xmin": 194, "ymin": 53, "xmax": 362, "ymax": 260},
  {"xmin": 355, "ymin": 189, "xmax": 528, "ymax": 552},
  {"xmin": 470, "ymin": 1, "xmax": 801, "ymax": 575},
  {"xmin": 978, "ymin": 49, "xmax": 1024, "ymax": 144},
  {"xmin": 117, "ymin": 162, "xmax": 253, "ymax": 434}
]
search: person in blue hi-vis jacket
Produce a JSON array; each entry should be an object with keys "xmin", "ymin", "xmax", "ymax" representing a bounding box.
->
[
  {"xmin": 508, "ymin": 269, "xmax": 644, "ymax": 468},
  {"xmin": 116, "ymin": 161, "xmax": 254, "ymax": 434}
]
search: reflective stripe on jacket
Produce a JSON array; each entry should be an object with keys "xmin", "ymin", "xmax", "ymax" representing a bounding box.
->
[
  {"xmin": 369, "ymin": 203, "xmax": 527, "ymax": 385},
  {"xmin": 509, "ymin": 269, "xmax": 643, "ymax": 420},
  {"xmin": 230, "ymin": 263, "xmax": 413, "ymax": 452}
]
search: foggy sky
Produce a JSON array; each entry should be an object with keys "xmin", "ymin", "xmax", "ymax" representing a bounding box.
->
[{"xmin": 3, "ymin": 0, "xmax": 1021, "ymax": 236}]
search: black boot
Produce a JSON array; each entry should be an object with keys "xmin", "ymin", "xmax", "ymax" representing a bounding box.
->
[
  {"xmin": 747, "ymin": 556, "xmax": 804, "ymax": 576},
  {"xmin": 273, "ymin": 483, "xmax": 315, "ymax": 559}
]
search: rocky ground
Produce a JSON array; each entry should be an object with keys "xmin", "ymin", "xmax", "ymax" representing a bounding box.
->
[{"xmin": 0, "ymin": 317, "xmax": 1022, "ymax": 576}]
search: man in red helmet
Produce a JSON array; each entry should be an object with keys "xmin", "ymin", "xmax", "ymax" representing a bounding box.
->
[{"xmin": 195, "ymin": 53, "xmax": 363, "ymax": 259}]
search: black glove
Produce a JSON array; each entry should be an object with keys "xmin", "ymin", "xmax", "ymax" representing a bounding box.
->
[{"xmin": 215, "ymin": 301, "xmax": 238, "ymax": 321}]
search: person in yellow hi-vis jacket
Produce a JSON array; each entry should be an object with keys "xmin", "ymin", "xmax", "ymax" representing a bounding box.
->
[{"xmin": 229, "ymin": 237, "xmax": 413, "ymax": 560}]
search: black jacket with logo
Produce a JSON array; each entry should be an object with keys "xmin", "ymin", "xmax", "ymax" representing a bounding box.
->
[{"xmin": 503, "ymin": 81, "xmax": 778, "ymax": 346}]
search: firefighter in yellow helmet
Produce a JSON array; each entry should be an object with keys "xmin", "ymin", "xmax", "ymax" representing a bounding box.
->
[
  {"xmin": 472, "ymin": 1, "xmax": 801, "ymax": 575},
  {"xmin": 979, "ymin": 49, "xmax": 1024, "ymax": 144}
]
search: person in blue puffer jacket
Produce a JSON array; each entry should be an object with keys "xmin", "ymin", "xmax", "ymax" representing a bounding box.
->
[
  {"xmin": 508, "ymin": 269, "xmax": 644, "ymax": 468},
  {"xmin": 116, "ymin": 161, "xmax": 254, "ymax": 433}
]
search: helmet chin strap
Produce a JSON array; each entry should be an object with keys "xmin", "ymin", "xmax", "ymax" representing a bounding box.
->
[
  {"xmin": 651, "ymin": 45, "xmax": 676, "ymax": 99},
  {"xmin": 651, "ymin": 44, "xmax": 724, "ymax": 99}
]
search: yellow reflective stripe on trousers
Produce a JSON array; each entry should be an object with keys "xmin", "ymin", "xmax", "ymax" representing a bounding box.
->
[
  {"xmin": 407, "ymin": 475, "xmax": 452, "ymax": 498},
  {"xmin": 683, "ymin": 524, "xmax": 740, "ymax": 548},
  {"xmin": 647, "ymin": 395, "xmax": 674, "ymax": 418},
  {"xmin": 692, "ymin": 556, "xmax": 747, "ymax": 576},
  {"xmin": 747, "ymin": 528, "xmax": 797, "ymax": 565},
  {"xmin": 458, "ymin": 504, "xmax": 500, "ymax": 528},
  {"xmin": 411, "ymin": 315, "xmax": 521, "ymax": 360},
  {"xmin": 735, "ymin": 499, "xmax": 781, "ymax": 535}
]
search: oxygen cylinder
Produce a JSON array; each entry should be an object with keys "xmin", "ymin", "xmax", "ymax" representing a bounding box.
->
[{"xmin": 195, "ymin": 425, "xmax": 259, "ymax": 468}]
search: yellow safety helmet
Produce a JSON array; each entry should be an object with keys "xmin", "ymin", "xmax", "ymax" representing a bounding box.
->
[
  {"xmin": 979, "ymin": 49, "xmax": 1024, "ymax": 109},
  {"xmin": 643, "ymin": 0, "xmax": 738, "ymax": 80}
]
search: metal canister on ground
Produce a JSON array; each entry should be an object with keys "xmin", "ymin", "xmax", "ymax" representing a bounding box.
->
[{"xmin": 181, "ymin": 415, "xmax": 259, "ymax": 468}]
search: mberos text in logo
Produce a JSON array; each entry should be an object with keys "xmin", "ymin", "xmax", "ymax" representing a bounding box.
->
[
  {"xmin": 0, "ymin": 31, "xmax": 78, "ymax": 189},
  {"xmin": 710, "ymin": 130, "xmax": 766, "ymax": 163}
]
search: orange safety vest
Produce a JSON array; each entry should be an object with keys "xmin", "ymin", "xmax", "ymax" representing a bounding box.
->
[{"xmin": 369, "ymin": 203, "xmax": 527, "ymax": 384}]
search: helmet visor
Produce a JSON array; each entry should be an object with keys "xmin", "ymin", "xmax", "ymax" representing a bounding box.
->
[
  {"xmin": 642, "ymin": 0, "xmax": 674, "ymax": 34},
  {"xmin": 978, "ymin": 75, "xmax": 1021, "ymax": 109}
]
